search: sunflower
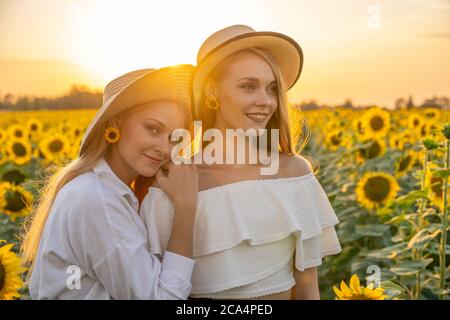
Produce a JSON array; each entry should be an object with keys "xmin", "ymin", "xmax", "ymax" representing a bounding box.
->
[
  {"xmin": 361, "ymin": 107, "xmax": 390, "ymax": 139},
  {"xmin": 0, "ymin": 182, "xmax": 33, "ymax": 221},
  {"xmin": 104, "ymin": 127, "xmax": 120, "ymax": 144},
  {"xmin": 324, "ymin": 129, "xmax": 349, "ymax": 151},
  {"xmin": 356, "ymin": 172, "xmax": 400, "ymax": 210},
  {"xmin": 334, "ymin": 274, "xmax": 388, "ymax": 300},
  {"xmin": 39, "ymin": 133, "xmax": 70, "ymax": 162},
  {"xmin": 356, "ymin": 139, "xmax": 386, "ymax": 163},
  {"xmin": 5, "ymin": 139, "xmax": 32, "ymax": 165},
  {"xmin": 0, "ymin": 242, "xmax": 28, "ymax": 300},
  {"xmin": 423, "ymin": 122, "xmax": 442, "ymax": 142},
  {"xmin": 395, "ymin": 151, "xmax": 418, "ymax": 177},
  {"xmin": 425, "ymin": 163, "xmax": 444, "ymax": 209},
  {"xmin": 423, "ymin": 108, "xmax": 441, "ymax": 123},
  {"xmin": 69, "ymin": 125, "xmax": 84, "ymax": 140},
  {"xmin": 408, "ymin": 114, "xmax": 425, "ymax": 132},
  {"xmin": 352, "ymin": 117, "xmax": 370, "ymax": 141},
  {"xmin": 26, "ymin": 118, "xmax": 43, "ymax": 139},
  {"xmin": 389, "ymin": 132, "xmax": 405, "ymax": 150},
  {"xmin": 7, "ymin": 124, "xmax": 29, "ymax": 140}
]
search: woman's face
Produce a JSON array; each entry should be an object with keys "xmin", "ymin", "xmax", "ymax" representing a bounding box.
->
[
  {"xmin": 115, "ymin": 100, "xmax": 186, "ymax": 178},
  {"xmin": 212, "ymin": 51, "xmax": 279, "ymax": 131}
]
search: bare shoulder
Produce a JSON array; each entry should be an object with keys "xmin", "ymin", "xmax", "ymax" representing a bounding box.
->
[{"xmin": 278, "ymin": 153, "xmax": 313, "ymax": 178}]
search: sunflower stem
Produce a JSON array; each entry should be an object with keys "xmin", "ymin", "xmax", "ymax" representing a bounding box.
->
[
  {"xmin": 414, "ymin": 150, "xmax": 429, "ymax": 299},
  {"xmin": 439, "ymin": 140, "xmax": 450, "ymax": 300}
]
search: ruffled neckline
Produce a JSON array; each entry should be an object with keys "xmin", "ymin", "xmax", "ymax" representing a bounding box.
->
[{"xmin": 148, "ymin": 171, "xmax": 315, "ymax": 195}]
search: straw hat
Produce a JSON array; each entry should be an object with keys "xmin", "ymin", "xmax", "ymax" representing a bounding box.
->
[
  {"xmin": 192, "ymin": 25, "xmax": 304, "ymax": 119},
  {"xmin": 79, "ymin": 64, "xmax": 195, "ymax": 156}
]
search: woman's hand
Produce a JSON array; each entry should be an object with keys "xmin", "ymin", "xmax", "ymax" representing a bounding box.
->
[
  {"xmin": 154, "ymin": 161, "xmax": 199, "ymax": 210},
  {"xmin": 155, "ymin": 161, "xmax": 199, "ymax": 258}
]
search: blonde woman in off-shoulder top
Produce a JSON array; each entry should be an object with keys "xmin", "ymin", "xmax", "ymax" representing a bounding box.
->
[{"xmin": 139, "ymin": 25, "xmax": 342, "ymax": 300}]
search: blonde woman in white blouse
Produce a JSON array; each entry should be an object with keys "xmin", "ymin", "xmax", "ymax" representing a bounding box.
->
[
  {"xmin": 140, "ymin": 26, "xmax": 342, "ymax": 300},
  {"xmin": 20, "ymin": 65, "xmax": 199, "ymax": 299}
]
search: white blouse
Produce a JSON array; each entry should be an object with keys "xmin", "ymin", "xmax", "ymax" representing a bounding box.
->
[
  {"xmin": 30, "ymin": 158, "xmax": 195, "ymax": 300},
  {"xmin": 141, "ymin": 172, "xmax": 342, "ymax": 299}
]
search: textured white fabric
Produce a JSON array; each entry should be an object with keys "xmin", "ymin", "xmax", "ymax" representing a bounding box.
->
[
  {"xmin": 141, "ymin": 172, "xmax": 342, "ymax": 299},
  {"xmin": 30, "ymin": 157, "xmax": 195, "ymax": 300}
]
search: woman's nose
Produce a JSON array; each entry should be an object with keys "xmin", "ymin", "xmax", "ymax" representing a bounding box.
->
[
  {"xmin": 255, "ymin": 90, "xmax": 272, "ymax": 106},
  {"xmin": 153, "ymin": 137, "xmax": 170, "ymax": 158}
]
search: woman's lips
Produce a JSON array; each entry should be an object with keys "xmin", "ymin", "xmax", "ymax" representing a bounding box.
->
[
  {"xmin": 245, "ymin": 112, "xmax": 269, "ymax": 123},
  {"xmin": 143, "ymin": 153, "xmax": 161, "ymax": 165}
]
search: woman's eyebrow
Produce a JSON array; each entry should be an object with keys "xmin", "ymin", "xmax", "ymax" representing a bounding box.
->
[
  {"xmin": 236, "ymin": 77, "xmax": 259, "ymax": 83},
  {"xmin": 236, "ymin": 77, "xmax": 277, "ymax": 85},
  {"xmin": 144, "ymin": 118, "xmax": 165, "ymax": 128}
]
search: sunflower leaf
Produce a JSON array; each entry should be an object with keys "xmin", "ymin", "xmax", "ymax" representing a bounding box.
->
[
  {"xmin": 355, "ymin": 224, "xmax": 390, "ymax": 237},
  {"xmin": 393, "ymin": 189, "xmax": 429, "ymax": 205},
  {"xmin": 380, "ymin": 280, "xmax": 405, "ymax": 300},
  {"xmin": 431, "ymin": 169, "xmax": 450, "ymax": 178},
  {"xmin": 407, "ymin": 229, "xmax": 440, "ymax": 249},
  {"xmin": 390, "ymin": 259, "xmax": 433, "ymax": 276}
]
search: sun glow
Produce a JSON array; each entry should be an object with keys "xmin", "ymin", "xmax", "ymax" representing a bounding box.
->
[{"xmin": 68, "ymin": 0, "xmax": 201, "ymax": 83}]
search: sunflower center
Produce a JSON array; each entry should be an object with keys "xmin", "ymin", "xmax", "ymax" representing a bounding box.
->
[
  {"xmin": 14, "ymin": 130, "xmax": 23, "ymax": 138},
  {"xmin": 394, "ymin": 139, "xmax": 400, "ymax": 147},
  {"xmin": 0, "ymin": 261, "xmax": 5, "ymax": 290},
  {"xmin": 30, "ymin": 124, "xmax": 38, "ymax": 131},
  {"xmin": 425, "ymin": 112, "xmax": 435, "ymax": 119},
  {"xmin": 348, "ymin": 294, "xmax": 372, "ymax": 300},
  {"xmin": 413, "ymin": 119, "xmax": 419, "ymax": 127},
  {"xmin": 364, "ymin": 176, "xmax": 391, "ymax": 202},
  {"xmin": 331, "ymin": 135, "xmax": 341, "ymax": 146},
  {"xmin": 2, "ymin": 170, "xmax": 26, "ymax": 184},
  {"xmin": 370, "ymin": 116, "xmax": 384, "ymax": 131},
  {"xmin": 420, "ymin": 125, "xmax": 427, "ymax": 136},
  {"xmin": 5, "ymin": 190, "xmax": 27, "ymax": 212},
  {"xmin": 359, "ymin": 141, "xmax": 381, "ymax": 159},
  {"xmin": 49, "ymin": 140, "xmax": 63, "ymax": 153},
  {"xmin": 397, "ymin": 156, "xmax": 412, "ymax": 172},
  {"xmin": 108, "ymin": 132, "xmax": 117, "ymax": 140},
  {"xmin": 13, "ymin": 142, "xmax": 27, "ymax": 157}
]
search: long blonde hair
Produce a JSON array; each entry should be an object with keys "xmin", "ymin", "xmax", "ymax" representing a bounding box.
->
[
  {"xmin": 20, "ymin": 101, "xmax": 191, "ymax": 281},
  {"xmin": 198, "ymin": 48, "xmax": 314, "ymax": 163}
]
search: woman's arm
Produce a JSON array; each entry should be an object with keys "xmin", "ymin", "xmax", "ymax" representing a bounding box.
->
[
  {"xmin": 154, "ymin": 162, "xmax": 198, "ymax": 258},
  {"xmin": 291, "ymin": 267, "xmax": 320, "ymax": 300}
]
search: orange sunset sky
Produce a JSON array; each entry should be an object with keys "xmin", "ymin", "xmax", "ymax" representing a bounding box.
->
[{"xmin": 0, "ymin": 0, "xmax": 449, "ymax": 108}]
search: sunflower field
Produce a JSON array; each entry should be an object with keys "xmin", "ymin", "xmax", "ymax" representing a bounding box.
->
[{"xmin": 0, "ymin": 107, "xmax": 450, "ymax": 300}]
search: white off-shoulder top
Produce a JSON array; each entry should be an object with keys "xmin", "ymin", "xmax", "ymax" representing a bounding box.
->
[{"xmin": 140, "ymin": 172, "xmax": 342, "ymax": 299}]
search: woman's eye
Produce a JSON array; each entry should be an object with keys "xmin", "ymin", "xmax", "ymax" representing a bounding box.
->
[
  {"xmin": 240, "ymin": 83, "xmax": 256, "ymax": 90},
  {"xmin": 268, "ymin": 85, "xmax": 278, "ymax": 95},
  {"xmin": 146, "ymin": 126, "xmax": 159, "ymax": 135}
]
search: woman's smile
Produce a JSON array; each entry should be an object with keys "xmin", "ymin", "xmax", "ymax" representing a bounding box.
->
[
  {"xmin": 142, "ymin": 153, "xmax": 162, "ymax": 165},
  {"xmin": 244, "ymin": 112, "xmax": 269, "ymax": 123}
]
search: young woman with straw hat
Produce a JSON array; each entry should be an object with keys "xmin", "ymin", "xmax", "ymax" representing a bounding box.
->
[
  {"xmin": 139, "ymin": 26, "xmax": 342, "ymax": 300},
  {"xmin": 20, "ymin": 64, "xmax": 199, "ymax": 299}
]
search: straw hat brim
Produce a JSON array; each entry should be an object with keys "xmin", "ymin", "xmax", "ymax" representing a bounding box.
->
[
  {"xmin": 192, "ymin": 32, "xmax": 303, "ymax": 119},
  {"xmin": 79, "ymin": 64, "xmax": 194, "ymax": 156}
]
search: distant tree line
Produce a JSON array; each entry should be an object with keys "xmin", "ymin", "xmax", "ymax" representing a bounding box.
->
[
  {"xmin": 0, "ymin": 85, "xmax": 103, "ymax": 111},
  {"xmin": 0, "ymin": 85, "xmax": 448, "ymax": 111},
  {"xmin": 298, "ymin": 95, "xmax": 450, "ymax": 111}
]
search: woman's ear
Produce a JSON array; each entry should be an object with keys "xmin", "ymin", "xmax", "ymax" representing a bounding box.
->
[
  {"xmin": 204, "ymin": 77, "xmax": 218, "ymax": 98},
  {"xmin": 108, "ymin": 117, "xmax": 121, "ymax": 128}
]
